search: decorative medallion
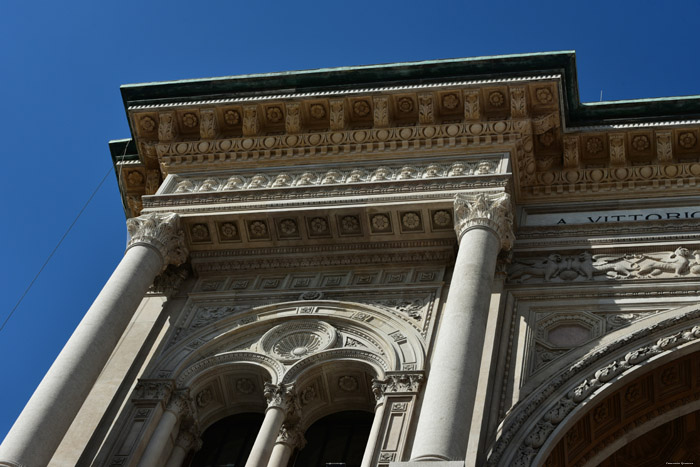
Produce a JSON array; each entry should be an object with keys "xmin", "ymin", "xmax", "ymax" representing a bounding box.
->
[
  {"xmin": 370, "ymin": 214, "xmax": 391, "ymax": 233},
  {"xmin": 488, "ymin": 91, "xmax": 505, "ymax": 107},
  {"xmin": 679, "ymin": 131, "xmax": 697, "ymax": 149},
  {"xmin": 353, "ymin": 100, "xmax": 371, "ymax": 117},
  {"xmin": 236, "ymin": 378, "xmax": 255, "ymax": 394},
  {"xmin": 442, "ymin": 93, "xmax": 460, "ymax": 110},
  {"xmin": 260, "ymin": 320, "xmax": 337, "ymax": 363},
  {"xmin": 631, "ymin": 135, "xmax": 650, "ymax": 151},
  {"xmin": 279, "ymin": 219, "xmax": 298, "ymax": 236},
  {"xmin": 248, "ymin": 220, "xmax": 268, "ymax": 239},
  {"xmin": 397, "ymin": 97, "xmax": 414, "ymax": 113},
  {"xmin": 190, "ymin": 224, "xmax": 210, "ymax": 242},
  {"xmin": 266, "ymin": 106, "xmax": 283, "ymax": 123},
  {"xmin": 401, "ymin": 212, "xmax": 422, "ymax": 231},
  {"xmin": 140, "ymin": 116, "xmax": 156, "ymax": 132},
  {"xmin": 340, "ymin": 215, "xmax": 361, "ymax": 234},
  {"xmin": 586, "ymin": 137, "xmax": 604, "ymax": 155},
  {"xmin": 182, "ymin": 112, "xmax": 198, "ymax": 128},
  {"xmin": 224, "ymin": 109, "xmax": 240, "ymax": 125},
  {"xmin": 309, "ymin": 104, "xmax": 326, "ymax": 119},
  {"xmin": 338, "ymin": 375, "xmax": 359, "ymax": 392},
  {"xmin": 535, "ymin": 87, "xmax": 553, "ymax": 104},
  {"xmin": 218, "ymin": 222, "xmax": 239, "ymax": 241},
  {"xmin": 432, "ymin": 210, "xmax": 452, "ymax": 229}
]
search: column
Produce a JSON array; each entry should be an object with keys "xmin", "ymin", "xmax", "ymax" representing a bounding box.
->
[
  {"xmin": 246, "ymin": 383, "xmax": 295, "ymax": 467},
  {"xmin": 409, "ymin": 192, "xmax": 513, "ymax": 462},
  {"xmin": 165, "ymin": 424, "xmax": 201, "ymax": 467},
  {"xmin": 361, "ymin": 380, "xmax": 387, "ymax": 467},
  {"xmin": 267, "ymin": 422, "xmax": 306, "ymax": 467},
  {"xmin": 0, "ymin": 213, "xmax": 187, "ymax": 467},
  {"xmin": 138, "ymin": 390, "xmax": 192, "ymax": 467}
]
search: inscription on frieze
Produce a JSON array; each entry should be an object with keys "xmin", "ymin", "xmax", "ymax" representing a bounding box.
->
[{"xmin": 525, "ymin": 206, "xmax": 700, "ymax": 226}]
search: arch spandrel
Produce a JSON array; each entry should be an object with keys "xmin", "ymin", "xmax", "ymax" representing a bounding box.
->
[
  {"xmin": 160, "ymin": 300, "xmax": 426, "ymax": 392},
  {"xmin": 487, "ymin": 304, "xmax": 700, "ymax": 467}
]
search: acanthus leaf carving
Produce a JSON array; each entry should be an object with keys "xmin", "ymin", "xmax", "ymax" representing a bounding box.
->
[
  {"xmin": 454, "ymin": 192, "xmax": 514, "ymax": 250},
  {"xmin": 329, "ymin": 99, "xmax": 345, "ymax": 131},
  {"xmin": 418, "ymin": 93, "xmax": 434, "ymax": 124},
  {"xmin": 373, "ymin": 96, "xmax": 389, "ymax": 128},
  {"xmin": 199, "ymin": 108, "xmax": 217, "ymax": 139},
  {"xmin": 158, "ymin": 111, "xmax": 176, "ymax": 142},
  {"xmin": 126, "ymin": 212, "xmax": 188, "ymax": 268},
  {"xmin": 264, "ymin": 383, "xmax": 296, "ymax": 413}
]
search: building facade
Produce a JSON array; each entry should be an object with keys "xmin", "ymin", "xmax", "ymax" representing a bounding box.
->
[{"xmin": 1, "ymin": 52, "xmax": 700, "ymax": 467}]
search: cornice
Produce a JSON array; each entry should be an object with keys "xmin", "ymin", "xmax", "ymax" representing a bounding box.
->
[{"xmin": 111, "ymin": 65, "xmax": 700, "ymax": 219}]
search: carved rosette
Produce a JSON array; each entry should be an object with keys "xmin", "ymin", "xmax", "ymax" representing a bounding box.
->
[
  {"xmin": 264, "ymin": 383, "xmax": 296, "ymax": 413},
  {"xmin": 259, "ymin": 320, "xmax": 337, "ymax": 364},
  {"xmin": 276, "ymin": 422, "xmax": 307, "ymax": 449},
  {"xmin": 454, "ymin": 192, "xmax": 514, "ymax": 250},
  {"xmin": 126, "ymin": 212, "xmax": 188, "ymax": 268}
]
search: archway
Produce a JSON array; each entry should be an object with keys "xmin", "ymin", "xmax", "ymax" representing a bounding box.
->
[
  {"xmin": 190, "ymin": 413, "xmax": 264, "ymax": 466},
  {"xmin": 291, "ymin": 410, "xmax": 374, "ymax": 467}
]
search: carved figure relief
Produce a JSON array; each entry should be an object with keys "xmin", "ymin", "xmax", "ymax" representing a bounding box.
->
[{"xmin": 509, "ymin": 247, "xmax": 700, "ymax": 283}]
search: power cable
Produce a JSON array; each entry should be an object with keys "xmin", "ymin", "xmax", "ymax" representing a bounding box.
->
[{"xmin": 0, "ymin": 165, "xmax": 114, "ymax": 334}]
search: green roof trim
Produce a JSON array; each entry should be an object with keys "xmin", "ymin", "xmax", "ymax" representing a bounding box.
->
[{"xmin": 120, "ymin": 51, "xmax": 700, "ymax": 129}]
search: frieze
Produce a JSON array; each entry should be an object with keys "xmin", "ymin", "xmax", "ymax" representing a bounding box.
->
[
  {"xmin": 508, "ymin": 247, "xmax": 700, "ymax": 283},
  {"xmin": 162, "ymin": 157, "xmax": 505, "ymax": 194},
  {"xmin": 191, "ymin": 250, "xmax": 453, "ymax": 274},
  {"xmin": 487, "ymin": 306, "xmax": 700, "ymax": 467},
  {"xmin": 144, "ymin": 176, "xmax": 511, "ymax": 211}
]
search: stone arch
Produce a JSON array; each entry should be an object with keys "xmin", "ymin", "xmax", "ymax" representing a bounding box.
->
[
  {"xmin": 486, "ymin": 304, "xmax": 700, "ymax": 467},
  {"xmin": 153, "ymin": 299, "xmax": 425, "ymax": 385},
  {"xmin": 289, "ymin": 358, "xmax": 381, "ymax": 431},
  {"xmin": 177, "ymin": 355, "xmax": 281, "ymax": 432}
]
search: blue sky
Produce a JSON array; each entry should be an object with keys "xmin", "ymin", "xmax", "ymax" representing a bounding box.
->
[{"xmin": 1, "ymin": 0, "xmax": 699, "ymax": 444}]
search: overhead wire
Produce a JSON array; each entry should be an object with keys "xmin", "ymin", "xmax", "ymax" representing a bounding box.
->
[{"xmin": 0, "ymin": 165, "xmax": 115, "ymax": 334}]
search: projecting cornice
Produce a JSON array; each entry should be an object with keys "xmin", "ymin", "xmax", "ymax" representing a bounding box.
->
[{"xmin": 110, "ymin": 52, "xmax": 700, "ymax": 218}]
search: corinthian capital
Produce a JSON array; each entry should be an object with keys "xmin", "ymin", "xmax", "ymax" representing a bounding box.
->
[
  {"xmin": 126, "ymin": 213, "xmax": 188, "ymax": 267},
  {"xmin": 454, "ymin": 192, "xmax": 514, "ymax": 250},
  {"xmin": 264, "ymin": 383, "xmax": 296, "ymax": 413},
  {"xmin": 276, "ymin": 422, "xmax": 307, "ymax": 449}
]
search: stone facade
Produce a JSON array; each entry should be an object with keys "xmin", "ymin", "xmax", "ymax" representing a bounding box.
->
[{"xmin": 1, "ymin": 52, "xmax": 700, "ymax": 466}]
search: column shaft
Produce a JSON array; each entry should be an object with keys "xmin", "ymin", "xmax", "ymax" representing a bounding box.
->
[
  {"xmin": 0, "ymin": 245, "xmax": 164, "ymax": 467},
  {"xmin": 361, "ymin": 400, "xmax": 386, "ymax": 467},
  {"xmin": 246, "ymin": 407, "xmax": 286, "ymax": 467},
  {"xmin": 165, "ymin": 444, "xmax": 188, "ymax": 467},
  {"xmin": 410, "ymin": 227, "xmax": 501, "ymax": 461},
  {"xmin": 138, "ymin": 410, "xmax": 179, "ymax": 467},
  {"xmin": 267, "ymin": 442, "xmax": 294, "ymax": 467}
]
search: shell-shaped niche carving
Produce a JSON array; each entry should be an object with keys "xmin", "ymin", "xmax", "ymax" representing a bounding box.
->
[{"xmin": 260, "ymin": 320, "xmax": 337, "ymax": 364}]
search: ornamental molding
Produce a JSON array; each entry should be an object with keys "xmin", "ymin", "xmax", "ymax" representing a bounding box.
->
[
  {"xmin": 259, "ymin": 320, "xmax": 338, "ymax": 364},
  {"xmin": 454, "ymin": 191, "xmax": 514, "ymax": 250},
  {"xmin": 281, "ymin": 348, "xmax": 390, "ymax": 384},
  {"xmin": 487, "ymin": 305, "xmax": 700, "ymax": 467},
  {"xmin": 161, "ymin": 155, "xmax": 507, "ymax": 195},
  {"xmin": 132, "ymin": 379, "xmax": 175, "ymax": 403},
  {"xmin": 373, "ymin": 371, "xmax": 425, "ymax": 395},
  {"xmin": 126, "ymin": 212, "xmax": 188, "ymax": 267},
  {"xmin": 119, "ymin": 77, "xmax": 700, "ymax": 219},
  {"xmin": 176, "ymin": 351, "xmax": 285, "ymax": 386},
  {"xmin": 145, "ymin": 177, "xmax": 510, "ymax": 212},
  {"xmin": 191, "ymin": 249, "xmax": 453, "ymax": 274},
  {"xmin": 165, "ymin": 389, "xmax": 194, "ymax": 418},
  {"xmin": 508, "ymin": 247, "xmax": 700, "ymax": 283}
]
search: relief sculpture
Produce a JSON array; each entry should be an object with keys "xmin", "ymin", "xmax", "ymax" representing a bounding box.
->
[{"xmin": 509, "ymin": 247, "xmax": 700, "ymax": 282}]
